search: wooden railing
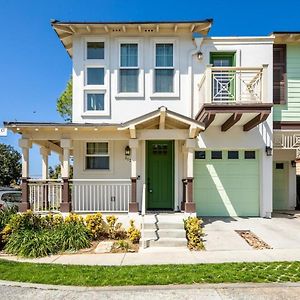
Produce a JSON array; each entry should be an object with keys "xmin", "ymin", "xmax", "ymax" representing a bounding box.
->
[
  {"xmin": 70, "ymin": 179, "xmax": 131, "ymax": 212},
  {"xmin": 28, "ymin": 180, "xmax": 63, "ymax": 213},
  {"xmin": 198, "ymin": 65, "xmax": 268, "ymax": 106}
]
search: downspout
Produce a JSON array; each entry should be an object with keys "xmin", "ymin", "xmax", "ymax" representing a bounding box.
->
[{"xmin": 189, "ymin": 37, "xmax": 204, "ymax": 118}]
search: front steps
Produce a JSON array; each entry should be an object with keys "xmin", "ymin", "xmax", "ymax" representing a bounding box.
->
[{"xmin": 140, "ymin": 213, "xmax": 187, "ymax": 248}]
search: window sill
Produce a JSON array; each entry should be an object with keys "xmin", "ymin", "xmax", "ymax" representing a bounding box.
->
[
  {"xmin": 115, "ymin": 92, "xmax": 144, "ymax": 99},
  {"xmin": 150, "ymin": 92, "xmax": 180, "ymax": 99},
  {"xmin": 81, "ymin": 111, "xmax": 109, "ymax": 117}
]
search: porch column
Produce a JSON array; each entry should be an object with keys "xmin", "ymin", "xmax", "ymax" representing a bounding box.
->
[
  {"xmin": 60, "ymin": 139, "xmax": 72, "ymax": 212},
  {"xmin": 185, "ymin": 139, "xmax": 196, "ymax": 213},
  {"xmin": 129, "ymin": 139, "xmax": 139, "ymax": 212},
  {"xmin": 40, "ymin": 146, "xmax": 50, "ymax": 180},
  {"xmin": 18, "ymin": 138, "xmax": 32, "ymax": 212}
]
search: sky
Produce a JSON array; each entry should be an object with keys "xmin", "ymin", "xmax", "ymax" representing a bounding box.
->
[{"xmin": 0, "ymin": 0, "xmax": 300, "ymax": 177}]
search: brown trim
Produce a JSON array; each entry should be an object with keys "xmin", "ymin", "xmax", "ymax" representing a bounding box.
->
[
  {"xmin": 181, "ymin": 179, "xmax": 187, "ymax": 210},
  {"xmin": 185, "ymin": 177, "xmax": 196, "ymax": 213},
  {"xmin": 273, "ymin": 44, "xmax": 287, "ymax": 105},
  {"xmin": 243, "ymin": 113, "xmax": 269, "ymax": 131},
  {"xmin": 202, "ymin": 113, "xmax": 216, "ymax": 128},
  {"xmin": 19, "ymin": 177, "xmax": 30, "ymax": 212},
  {"xmin": 129, "ymin": 177, "xmax": 139, "ymax": 212},
  {"xmin": 221, "ymin": 113, "xmax": 242, "ymax": 132},
  {"xmin": 60, "ymin": 177, "xmax": 72, "ymax": 212},
  {"xmin": 273, "ymin": 121, "xmax": 300, "ymax": 130}
]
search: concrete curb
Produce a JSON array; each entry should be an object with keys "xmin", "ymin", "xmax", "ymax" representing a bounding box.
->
[{"xmin": 0, "ymin": 279, "xmax": 300, "ymax": 292}]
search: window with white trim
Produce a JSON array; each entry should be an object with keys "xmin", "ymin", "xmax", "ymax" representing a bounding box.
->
[
  {"xmin": 119, "ymin": 43, "xmax": 139, "ymax": 92},
  {"xmin": 86, "ymin": 67, "xmax": 104, "ymax": 85},
  {"xmin": 86, "ymin": 142, "xmax": 109, "ymax": 170},
  {"xmin": 87, "ymin": 42, "xmax": 104, "ymax": 59},
  {"xmin": 85, "ymin": 92, "xmax": 105, "ymax": 111},
  {"xmin": 155, "ymin": 43, "xmax": 174, "ymax": 93}
]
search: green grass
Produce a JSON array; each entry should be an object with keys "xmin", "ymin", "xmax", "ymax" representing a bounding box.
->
[{"xmin": 0, "ymin": 259, "xmax": 300, "ymax": 286}]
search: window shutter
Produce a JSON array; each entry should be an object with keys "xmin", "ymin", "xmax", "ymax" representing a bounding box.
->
[{"xmin": 273, "ymin": 44, "xmax": 287, "ymax": 104}]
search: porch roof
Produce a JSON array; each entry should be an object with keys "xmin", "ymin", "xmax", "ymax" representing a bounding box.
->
[{"xmin": 118, "ymin": 107, "xmax": 205, "ymax": 138}]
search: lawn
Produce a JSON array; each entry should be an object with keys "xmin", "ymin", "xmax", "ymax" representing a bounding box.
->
[{"xmin": 0, "ymin": 259, "xmax": 300, "ymax": 286}]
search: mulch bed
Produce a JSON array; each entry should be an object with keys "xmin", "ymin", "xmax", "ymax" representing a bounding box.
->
[{"xmin": 235, "ymin": 230, "xmax": 272, "ymax": 250}]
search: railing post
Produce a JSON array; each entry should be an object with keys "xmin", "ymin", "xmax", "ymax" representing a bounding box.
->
[
  {"xmin": 181, "ymin": 179, "xmax": 187, "ymax": 210},
  {"xmin": 129, "ymin": 139, "xmax": 139, "ymax": 213},
  {"xmin": 262, "ymin": 64, "xmax": 268, "ymax": 102},
  {"xmin": 205, "ymin": 64, "xmax": 213, "ymax": 103}
]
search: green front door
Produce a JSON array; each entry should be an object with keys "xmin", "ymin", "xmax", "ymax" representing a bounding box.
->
[{"xmin": 146, "ymin": 140, "xmax": 174, "ymax": 210}]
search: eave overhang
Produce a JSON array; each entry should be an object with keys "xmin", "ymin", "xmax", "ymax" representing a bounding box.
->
[
  {"xmin": 51, "ymin": 19, "xmax": 213, "ymax": 57},
  {"xmin": 271, "ymin": 32, "xmax": 300, "ymax": 44},
  {"xmin": 195, "ymin": 103, "xmax": 273, "ymax": 132}
]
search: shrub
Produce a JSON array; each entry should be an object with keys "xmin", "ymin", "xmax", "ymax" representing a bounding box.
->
[
  {"xmin": 4, "ymin": 229, "xmax": 55, "ymax": 258},
  {"xmin": 41, "ymin": 213, "xmax": 64, "ymax": 229},
  {"xmin": 53, "ymin": 222, "xmax": 91, "ymax": 252},
  {"xmin": 64, "ymin": 213, "xmax": 84, "ymax": 225},
  {"xmin": 85, "ymin": 213, "xmax": 107, "ymax": 240},
  {"xmin": 111, "ymin": 240, "xmax": 130, "ymax": 252},
  {"xmin": 127, "ymin": 220, "xmax": 141, "ymax": 244},
  {"xmin": 0, "ymin": 206, "xmax": 17, "ymax": 249},
  {"xmin": 106, "ymin": 215, "xmax": 127, "ymax": 240},
  {"xmin": 184, "ymin": 217, "xmax": 205, "ymax": 250}
]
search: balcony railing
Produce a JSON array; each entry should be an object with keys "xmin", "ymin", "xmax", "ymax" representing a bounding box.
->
[{"xmin": 198, "ymin": 65, "xmax": 268, "ymax": 106}]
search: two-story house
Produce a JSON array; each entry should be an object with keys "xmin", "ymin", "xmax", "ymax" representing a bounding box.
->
[{"xmin": 5, "ymin": 19, "xmax": 275, "ymax": 218}]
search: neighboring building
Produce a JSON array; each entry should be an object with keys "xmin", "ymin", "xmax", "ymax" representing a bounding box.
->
[
  {"xmin": 272, "ymin": 32, "xmax": 300, "ymax": 210},
  {"xmin": 5, "ymin": 19, "xmax": 277, "ymax": 217}
]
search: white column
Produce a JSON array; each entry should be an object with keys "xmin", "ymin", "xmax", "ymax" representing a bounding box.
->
[
  {"xmin": 129, "ymin": 139, "xmax": 139, "ymax": 178},
  {"xmin": 40, "ymin": 147, "xmax": 50, "ymax": 180},
  {"xmin": 60, "ymin": 139, "xmax": 72, "ymax": 178},
  {"xmin": 185, "ymin": 139, "xmax": 196, "ymax": 178},
  {"xmin": 59, "ymin": 153, "xmax": 64, "ymax": 178},
  {"xmin": 18, "ymin": 138, "xmax": 32, "ymax": 178}
]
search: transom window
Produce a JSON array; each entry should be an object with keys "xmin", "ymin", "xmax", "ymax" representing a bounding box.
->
[
  {"xmin": 244, "ymin": 151, "xmax": 256, "ymax": 159},
  {"xmin": 87, "ymin": 42, "xmax": 104, "ymax": 59},
  {"xmin": 86, "ymin": 142, "xmax": 109, "ymax": 170},
  {"xmin": 87, "ymin": 68, "xmax": 104, "ymax": 85},
  {"xmin": 86, "ymin": 93, "xmax": 104, "ymax": 111},
  {"xmin": 211, "ymin": 151, "xmax": 222, "ymax": 159},
  {"xmin": 119, "ymin": 43, "xmax": 139, "ymax": 93},
  {"xmin": 155, "ymin": 43, "xmax": 174, "ymax": 93}
]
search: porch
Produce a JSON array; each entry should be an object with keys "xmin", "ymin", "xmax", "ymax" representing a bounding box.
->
[{"xmin": 6, "ymin": 107, "xmax": 205, "ymax": 214}]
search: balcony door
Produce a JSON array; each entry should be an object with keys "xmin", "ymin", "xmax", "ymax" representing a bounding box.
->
[{"xmin": 210, "ymin": 52, "xmax": 236, "ymax": 102}]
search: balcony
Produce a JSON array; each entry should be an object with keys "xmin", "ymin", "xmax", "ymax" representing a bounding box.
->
[{"xmin": 195, "ymin": 65, "xmax": 272, "ymax": 131}]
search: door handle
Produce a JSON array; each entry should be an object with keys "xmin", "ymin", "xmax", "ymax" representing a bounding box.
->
[{"xmin": 149, "ymin": 189, "xmax": 153, "ymax": 193}]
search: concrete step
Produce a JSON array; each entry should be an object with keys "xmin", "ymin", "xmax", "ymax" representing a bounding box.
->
[
  {"xmin": 143, "ymin": 222, "xmax": 184, "ymax": 230},
  {"xmin": 158, "ymin": 229, "xmax": 186, "ymax": 239},
  {"xmin": 142, "ymin": 229, "xmax": 158, "ymax": 239},
  {"xmin": 149, "ymin": 237, "xmax": 187, "ymax": 247}
]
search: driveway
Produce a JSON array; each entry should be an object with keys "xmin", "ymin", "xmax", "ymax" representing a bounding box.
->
[{"xmin": 202, "ymin": 214, "xmax": 300, "ymax": 251}]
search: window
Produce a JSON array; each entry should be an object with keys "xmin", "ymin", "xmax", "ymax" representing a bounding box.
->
[
  {"xmin": 195, "ymin": 151, "xmax": 206, "ymax": 159},
  {"xmin": 86, "ymin": 93, "xmax": 104, "ymax": 111},
  {"xmin": 87, "ymin": 68, "xmax": 104, "ymax": 85},
  {"xmin": 119, "ymin": 43, "xmax": 139, "ymax": 92},
  {"xmin": 87, "ymin": 42, "xmax": 104, "ymax": 59},
  {"xmin": 228, "ymin": 151, "xmax": 239, "ymax": 159},
  {"xmin": 211, "ymin": 151, "xmax": 222, "ymax": 159},
  {"xmin": 155, "ymin": 43, "xmax": 174, "ymax": 93},
  {"xmin": 273, "ymin": 45, "xmax": 287, "ymax": 104},
  {"xmin": 244, "ymin": 151, "xmax": 256, "ymax": 159},
  {"xmin": 86, "ymin": 142, "xmax": 109, "ymax": 170},
  {"xmin": 276, "ymin": 163, "xmax": 284, "ymax": 169}
]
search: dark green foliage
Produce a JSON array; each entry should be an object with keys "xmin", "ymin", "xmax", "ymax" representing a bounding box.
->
[
  {"xmin": 0, "ymin": 143, "xmax": 21, "ymax": 186},
  {"xmin": 56, "ymin": 78, "xmax": 72, "ymax": 122},
  {"xmin": 0, "ymin": 206, "xmax": 17, "ymax": 231}
]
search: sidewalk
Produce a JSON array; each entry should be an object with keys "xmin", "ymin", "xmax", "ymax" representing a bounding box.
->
[{"xmin": 1, "ymin": 247, "xmax": 300, "ymax": 266}]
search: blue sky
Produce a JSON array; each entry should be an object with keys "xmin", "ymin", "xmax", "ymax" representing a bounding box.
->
[{"xmin": 0, "ymin": 0, "xmax": 299, "ymax": 176}]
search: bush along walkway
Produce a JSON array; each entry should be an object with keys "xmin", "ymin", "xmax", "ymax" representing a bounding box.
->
[{"xmin": 0, "ymin": 260, "xmax": 300, "ymax": 286}]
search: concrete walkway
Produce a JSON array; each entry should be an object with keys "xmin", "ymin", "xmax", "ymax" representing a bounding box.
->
[
  {"xmin": 2, "ymin": 246, "xmax": 300, "ymax": 266},
  {"xmin": 1, "ymin": 280, "xmax": 300, "ymax": 299}
]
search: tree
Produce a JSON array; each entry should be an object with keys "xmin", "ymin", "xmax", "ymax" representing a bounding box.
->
[
  {"xmin": 56, "ymin": 78, "xmax": 72, "ymax": 122},
  {"xmin": 0, "ymin": 143, "xmax": 22, "ymax": 186},
  {"xmin": 49, "ymin": 164, "xmax": 73, "ymax": 179}
]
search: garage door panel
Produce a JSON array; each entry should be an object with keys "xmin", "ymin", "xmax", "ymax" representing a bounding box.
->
[{"xmin": 194, "ymin": 150, "xmax": 259, "ymax": 217}]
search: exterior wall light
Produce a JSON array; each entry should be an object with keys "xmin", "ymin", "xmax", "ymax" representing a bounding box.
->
[
  {"xmin": 196, "ymin": 51, "xmax": 203, "ymax": 60},
  {"xmin": 125, "ymin": 146, "xmax": 131, "ymax": 161},
  {"xmin": 291, "ymin": 160, "xmax": 297, "ymax": 168},
  {"xmin": 265, "ymin": 146, "xmax": 272, "ymax": 156}
]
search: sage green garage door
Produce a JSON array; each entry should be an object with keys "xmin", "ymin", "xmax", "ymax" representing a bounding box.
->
[{"xmin": 194, "ymin": 150, "xmax": 260, "ymax": 217}]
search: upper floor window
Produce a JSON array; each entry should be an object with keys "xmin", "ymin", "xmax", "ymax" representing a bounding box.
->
[
  {"xmin": 155, "ymin": 43, "xmax": 174, "ymax": 93},
  {"xmin": 87, "ymin": 67, "xmax": 104, "ymax": 85},
  {"xmin": 86, "ymin": 92, "xmax": 105, "ymax": 111},
  {"xmin": 87, "ymin": 42, "xmax": 104, "ymax": 59},
  {"xmin": 119, "ymin": 43, "xmax": 139, "ymax": 93}
]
